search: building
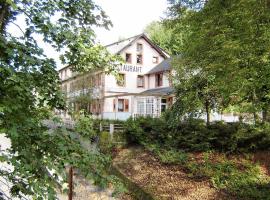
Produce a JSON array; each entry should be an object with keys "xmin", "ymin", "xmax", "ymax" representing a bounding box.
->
[{"xmin": 58, "ymin": 33, "xmax": 175, "ymax": 120}]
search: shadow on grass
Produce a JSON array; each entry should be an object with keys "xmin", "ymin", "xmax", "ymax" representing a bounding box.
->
[{"xmin": 227, "ymin": 182, "xmax": 270, "ymax": 200}]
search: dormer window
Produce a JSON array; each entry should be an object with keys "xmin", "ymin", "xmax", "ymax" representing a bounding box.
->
[
  {"xmin": 125, "ymin": 53, "xmax": 132, "ymax": 63},
  {"xmin": 136, "ymin": 43, "xmax": 143, "ymax": 51},
  {"xmin": 136, "ymin": 54, "xmax": 143, "ymax": 64}
]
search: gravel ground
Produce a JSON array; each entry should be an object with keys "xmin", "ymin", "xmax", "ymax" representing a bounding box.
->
[{"xmin": 113, "ymin": 147, "xmax": 233, "ymax": 200}]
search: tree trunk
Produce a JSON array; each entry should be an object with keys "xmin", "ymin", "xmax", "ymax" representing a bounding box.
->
[{"xmin": 0, "ymin": 2, "xmax": 9, "ymax": 34}]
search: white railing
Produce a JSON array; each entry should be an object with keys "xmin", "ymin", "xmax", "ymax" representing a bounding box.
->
[{"xmin": 133, "ymin": 113, "xmax": 160, "ymax": 118}]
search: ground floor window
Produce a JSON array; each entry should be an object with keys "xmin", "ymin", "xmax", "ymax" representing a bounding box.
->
[
  {"xmin": 146, "ymin": 98, "xmax": 154, "ymax": 115},
  {"xmin": 137, "ymin": 99, "xmax": 145, "ymax": 114},
  {"xmin": 161, "ymin": 98, "xmax": 167, "ymax": 112},
  {"xmin": 113, "ymin": 98, "xmax": 129, "ymax": 112},
  {"xmin": 137, "ymin": 97, "xmax": 155, "ymax": 116},
  {"xmin": 118, "ymin": 99, "xmax": 124, "ymax": 112}
]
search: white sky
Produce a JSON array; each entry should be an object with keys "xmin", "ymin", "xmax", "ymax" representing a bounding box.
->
[
  {"xmin": 7, "ymin": 0, "xmax": 168, "ymax": 69},
  {"xmin": 94, "ymin": 0, "xmax": 168, "ymax": 45}
]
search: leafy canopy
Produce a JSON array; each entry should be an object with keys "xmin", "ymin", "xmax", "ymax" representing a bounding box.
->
[
  {"xmin": 165, "ymin": 0, "xmax": 270, "ymax": 123},
  {"xmin": 0, "ymin": 0, "xmax": 121, "ymax": 198}
]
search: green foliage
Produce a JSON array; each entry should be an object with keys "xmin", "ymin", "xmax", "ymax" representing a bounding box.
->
[
  {"xmin": 74, "ymin": 113, "xmax": 96, "ymax": 138},
  {"xmin": 0, "ymin": 0, "xmax": 122, "ymax": 198},
  {"xmin": 156, "ymin": 149, "xmax": 189, "ymax": 165},
  {"xmin": 144, "ymin": 21, "xmax": 178, "ymax": 55},
  {"xmin": 187, "ymin": 154, "xmax": 270, "ymax": 200},
  {"xmin": 124, "ymin": 117, "xmax": 270, "ymax": 153},
  {"xmin": 167, "ymin": 0, "xmax": 270, "ymax": 122},
  {"xmin": 98, "ymin": 131, "xmax": 127, "ymax": 156},
  {"xmin": 98, "ymin": 131, "xmax": 114, "ymax": 154}
]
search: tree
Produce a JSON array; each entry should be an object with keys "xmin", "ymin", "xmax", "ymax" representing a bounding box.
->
[
  {"xmin": 0, "ymin": 0, "xmax": 121, "ymax": 198},
  {"xmin": 145, "ymin": 19, "xmax": 186, "ymax": 56},
  {"xmin": 168, "ymin": 0, "xmax": 270, "ymax": 123}
]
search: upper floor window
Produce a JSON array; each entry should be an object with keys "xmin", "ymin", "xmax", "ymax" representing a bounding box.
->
[
  {"xmin": 137, "ymin": 75, "xmax": 144, "ymax": 88},
  {"xmin": 136, "ymin": 43, "xmax": 143, "ymax": 51},
  {"xmin": 155, "ymin": 73, "xmax": 163, "ymax": 87},
  {"xmin": 125, "ymin": 53, "xmax": 132, "ymax": 63},
  {"xmin": 117, "ymin": 73, "xmax": 125, "ymax": 87},
  {"xmin": 136, "ymin": 54, "xmax": 143, "ymax": 64},
  {"xmin": 152, "ymin": 56, "xmax": 158, "ymax": 64}
]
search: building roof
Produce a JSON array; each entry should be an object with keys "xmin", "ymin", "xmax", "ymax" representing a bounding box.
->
[
  {"xmin": 146, "ymin": 58, "xmax": 171, "ymax": 74},
  {"xmin": 139, "ymin": 87, "xmax": 174, "ymax": 96},
  {"xmin": 59, "ymin": 33, "xmax": 170, "ymax": 72},
  {"xmin": 105, "ymin": 33, "xmax": 170, "ymax": 58}
]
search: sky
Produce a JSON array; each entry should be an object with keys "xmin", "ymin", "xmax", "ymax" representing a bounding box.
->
[
  {"xmin": 7, "ymin": 0, "xmax": 168, "ymax": 69},
  {"xmin": 94, "ymin": 0, "xmax": 168, "ymax": 45}
]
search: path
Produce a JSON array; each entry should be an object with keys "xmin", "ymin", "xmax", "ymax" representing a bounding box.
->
[{"xmin": 113, "ymin": 147, "xmax": 233, "ymax": 200}]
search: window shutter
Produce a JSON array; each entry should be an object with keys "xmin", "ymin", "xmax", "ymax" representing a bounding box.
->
[
  {"xmin": 113, "ymin": 99, "xmax": 116, "ymax": 112},
  {"xmin": 124, "ymin": 99, "xmax": 129, "ymax": 112},
  {"xmin": 155, "ymin": 74, "xmax": 158, "ymax": 87}
]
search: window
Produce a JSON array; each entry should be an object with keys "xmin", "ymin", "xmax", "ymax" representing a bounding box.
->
[
  {"xmin": 136, "ymin": 54, "xmax": 143, "ymax": 64},
  {"xmin": 152, "ymin": 56, "xmax": 158, "ymax": 64},
  {"xmin": 161, "ymin": 98, "xmax": 167, "ymax": 112},
  {"xmin": 118, "ymin": 99, "xmax": 124, "ymax": 112},
  {"xmin": 117, "ymin": 73, "xmax": 125, "ymax": 87},
  {"xmin": 137, "ymin": 75, "xmax": 144, "ymax": 88},
  {"xmin": 137, "ymin": 99, "xmax": 145, "ymax": 114},
  {"xmin": 136, "ymin": 43, "xmax": 143, "ymax": 51},
  {"xmin": 146, "ymin": 98, "xmax": 154, "ymax": 115},
  {"xmin": 113, "ymin": 99, "xmax": 129, "ymax": 112},
  {"xmin": 125, "ymin": 53, "xmax": 132, "ymax": 63},
  {"xmin": 155, "ymin": 73, "xmax": 163, "ymax": 87}
]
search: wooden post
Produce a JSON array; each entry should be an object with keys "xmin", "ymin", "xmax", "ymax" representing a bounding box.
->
[
  {"xmin": 109, "ymin": 123, "xmax": 114, "ymax": 140},
  {"xmin": 100, "ymin": 122, "xmax": 103, "ymax": 132},
  {"xmin": 68, "ymin": 166, "xmax": 73, "ymax": 200}
]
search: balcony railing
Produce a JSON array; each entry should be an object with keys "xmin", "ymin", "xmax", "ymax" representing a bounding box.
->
[{"xmin": 133, "ymin": 113, "xmax": 160, "ymax": 118}]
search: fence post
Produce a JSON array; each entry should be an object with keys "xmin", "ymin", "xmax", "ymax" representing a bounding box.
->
[
  {"xmin": 109, "ymin": 123, "xmax": 114, "ymax": 140},
  {"xmin": 99, "ymin": 122, "xmax": 103, "ymax": 132}
]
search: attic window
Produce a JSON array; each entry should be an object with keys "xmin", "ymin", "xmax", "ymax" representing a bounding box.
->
[
  {"xmin": 136, "ymin": 54, "xmax": 143, "ymax": 64},
  {"xmin": 136, "ymin": 43, "xmax": 143, "ymax": 51},
  {"xmin": 125, "ymin": 53, "xmax": 132, "ymax": 63},
  {"xmin": 152, "ymin": 56, "xmax": 158, "ymax": 64}
]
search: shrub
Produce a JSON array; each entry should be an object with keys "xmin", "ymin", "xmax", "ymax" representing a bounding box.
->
[
  {"xmin": 156, "ymin": 149, "xmax": 189, "ymax": 165},
  {"xmin": 98, "ymin": 131, "xmax": 114, "ymax": 154},
  {"xmin": 74, "ymin": 114, "xmax": 97, "ymax": 139},
  {"xmin": 123, "ymin": 117, "xmax": 270, "ymax": 153}
]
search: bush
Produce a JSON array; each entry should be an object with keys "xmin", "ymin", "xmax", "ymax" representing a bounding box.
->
[
  {"xmin": 74, "ymin": 114, "xmax": 97, "ymax": 139},
  {"xmin": 98, "ymin": 131, "xmax": 114, "ymax": 154},
  {"xmin": 123, "ymin": 117, "xmax": 270, "ymax": 153}
]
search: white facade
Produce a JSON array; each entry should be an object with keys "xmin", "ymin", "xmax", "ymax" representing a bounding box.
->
[{"xmin": 59, "ymin": 34, "xmax": 174, "ymax": 120}]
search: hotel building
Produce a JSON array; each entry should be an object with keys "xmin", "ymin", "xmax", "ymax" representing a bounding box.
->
[{"xmin": 58, "ymin": 33, "xmax": 175, "ymax": 120}]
